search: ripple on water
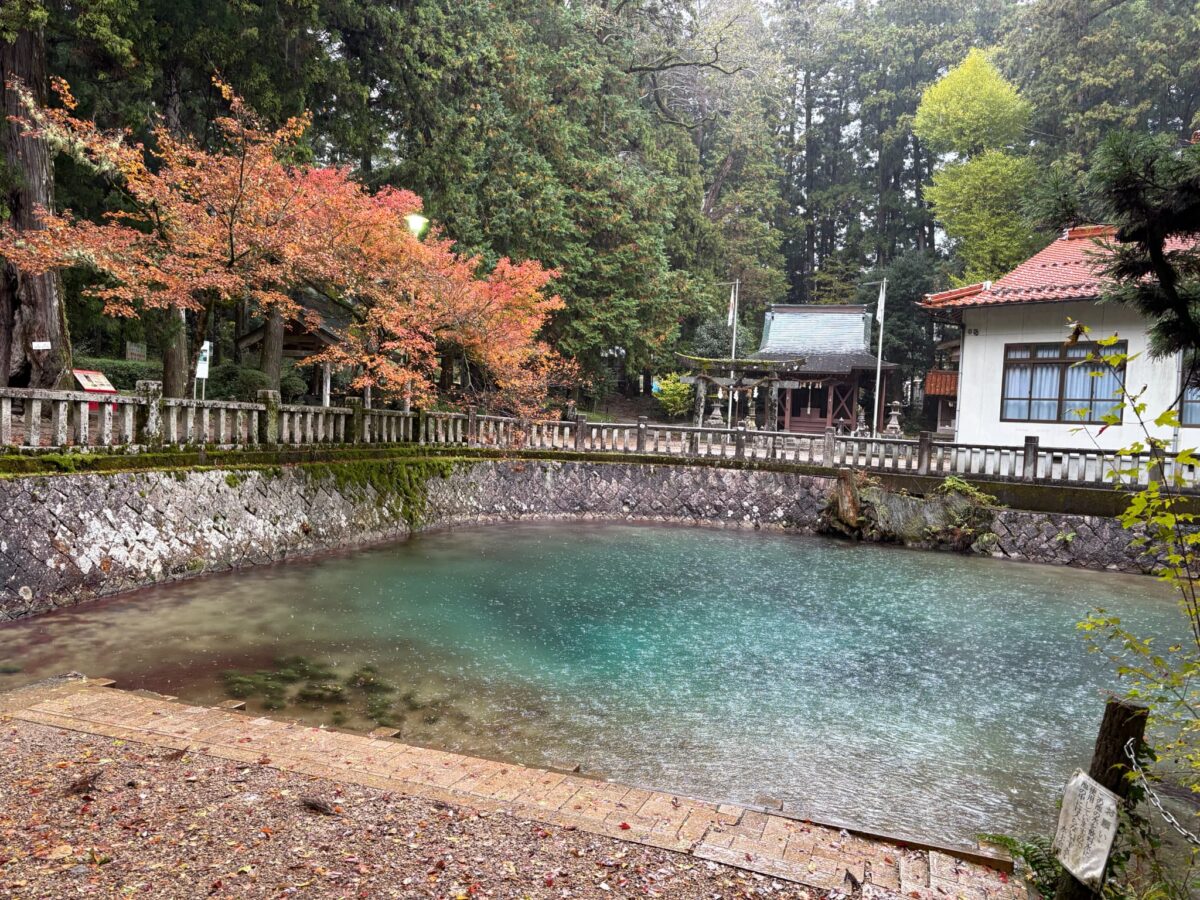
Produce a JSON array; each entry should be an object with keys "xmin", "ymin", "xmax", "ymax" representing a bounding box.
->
[{"xmin": 0, "ymin": 522, "xmax": 1180, "ymax": 845}]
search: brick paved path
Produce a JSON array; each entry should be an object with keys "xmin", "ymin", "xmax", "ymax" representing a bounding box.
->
[{"xmin": 1, "ymin": 677, "xmax": 1024, "ymax": 899}]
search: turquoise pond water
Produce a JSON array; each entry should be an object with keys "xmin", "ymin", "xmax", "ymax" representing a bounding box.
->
[{"xmin": 0, "ymin": 523, "xmax": 1180, "ymax": 844}]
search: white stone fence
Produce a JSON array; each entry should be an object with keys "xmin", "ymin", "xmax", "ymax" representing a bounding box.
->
[
  {"xmin": 0, "ymin": 382, "xmax": 366, "ymax": 450},
  {"xmin": 429, "ymin": 412, "xmax": 1197, "ymax": 492},
  {"xmin": 0, "ymin": 382, "xmax": 1191, "ymax": 491}
]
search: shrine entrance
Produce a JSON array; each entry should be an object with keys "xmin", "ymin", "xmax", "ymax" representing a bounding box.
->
[
  {"xmin": 782, "ymin": 380, "xmax": 828, "ymax": 433},
  {"xmin": 781, "ymin": 379, "xmax": 858, "ymax": 434}
]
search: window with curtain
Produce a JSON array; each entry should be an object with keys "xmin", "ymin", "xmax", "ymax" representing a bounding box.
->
[{"xmin": 1000, "ymin": 342, "xmax": 1126, "ymax": 424}]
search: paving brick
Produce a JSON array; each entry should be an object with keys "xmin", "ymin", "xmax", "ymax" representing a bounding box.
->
[
  {"xmin": 0, "ymin": 682, "xmax": 1023, "ymax": 899},
  {"xmin": 868, "ymin": 857, "xmax": 902, "ymax": 890},
  {"xmin": 736, "ymin": 809, "xmax": 771, "ymax": 838},
  {"xmin": 901, "ymin": 851, "xmax": 931, "ymax": 890},
  {"xmin": 717, "ymin": 803, "xmax": 744, "ymax": 822}
]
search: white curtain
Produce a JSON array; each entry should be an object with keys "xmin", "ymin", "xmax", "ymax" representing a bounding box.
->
[
  {"xmin": 1003, "ymin": 364, "xmax": 1031, "ymax": 419},
  {"xmin": 1062, "ymin": 362, "xmax": 1093, "ymax": 421},
  {"xmin": 1030, "ymin": 365, "xmax": 1060, "ymax": 420},
  {"xmin": 1089, "ymin": 365, "xmax": 1121, "ymax": 421}
]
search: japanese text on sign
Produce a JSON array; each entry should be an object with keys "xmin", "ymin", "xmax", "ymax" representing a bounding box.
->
[{"xmin": 1053, "ymin": 770, "xmax": 1120, "ymax": 890}]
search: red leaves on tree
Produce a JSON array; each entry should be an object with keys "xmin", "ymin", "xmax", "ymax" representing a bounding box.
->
[{"xmin": 0, "ymin": 77, "xmax": 571, "ymax": 413}]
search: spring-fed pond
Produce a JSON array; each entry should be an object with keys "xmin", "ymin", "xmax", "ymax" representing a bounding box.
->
[{"xmin": 0, "ymin": 523, "xmax": 1179, "ymax": 845}]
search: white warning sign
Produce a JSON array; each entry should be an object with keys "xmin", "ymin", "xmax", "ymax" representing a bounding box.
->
[{"xmin": 1052, "ymin": 769, "xmax": 1120, "ymax": 890}]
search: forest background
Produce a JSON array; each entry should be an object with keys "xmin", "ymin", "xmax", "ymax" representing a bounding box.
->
[{"xmin": 2, "ymin": 0, "xmax": 1198, "ymax": 406}]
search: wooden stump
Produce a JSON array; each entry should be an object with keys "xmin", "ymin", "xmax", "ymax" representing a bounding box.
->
[{"xmin": 1054, "ymin": 698, "xmax": 1148, "ymax": 900}]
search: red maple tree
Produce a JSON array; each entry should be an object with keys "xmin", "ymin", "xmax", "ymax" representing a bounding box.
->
[{"xmin": 0, "ymin": 77, "xmax": 571, "ymax": 413}]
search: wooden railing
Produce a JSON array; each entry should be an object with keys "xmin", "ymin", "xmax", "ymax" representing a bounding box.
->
[{"xmin": 2, "ymin": 383, "xmax": 1193, "ymax": 492}]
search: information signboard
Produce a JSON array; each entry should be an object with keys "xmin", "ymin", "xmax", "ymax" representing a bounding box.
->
[
  {"xmin": 73, "ymin": 370, "xmax": 117, "ymax": 393},
  {"xmin": 195, "ymin": 341, "xmax": 212, "ymax": 380},
  {"xmin": 1053, "ymin": 769, "xmax": 1120, "ymax": 891}
]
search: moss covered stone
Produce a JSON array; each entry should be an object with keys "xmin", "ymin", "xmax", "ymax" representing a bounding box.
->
[{"xmin": 298, "ymin": 457, "xmax": 463, "ymax": 527}]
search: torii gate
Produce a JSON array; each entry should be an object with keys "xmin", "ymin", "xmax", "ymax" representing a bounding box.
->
[{"xmin": 675, "ymin": 354, "xmax": 807, "ymax": 428}]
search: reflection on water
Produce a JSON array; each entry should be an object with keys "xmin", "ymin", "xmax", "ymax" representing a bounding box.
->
[{"xmin": 0, "ymin": 523, "xmax": 1178, "ymax": 844}]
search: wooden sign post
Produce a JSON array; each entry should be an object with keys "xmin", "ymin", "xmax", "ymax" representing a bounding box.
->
[{"xmin": 1053, "ymin": 698, "xmax": 1148, "ymax": 900}]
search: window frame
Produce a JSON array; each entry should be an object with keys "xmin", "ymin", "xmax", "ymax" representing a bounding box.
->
[
  {"xmin": 999, "ymin": 341, "xmax": 1127, "ymax": 425},
  {"xmin": 1182, "ymin": 374, "xmax": 1200, "ymax": 428}
]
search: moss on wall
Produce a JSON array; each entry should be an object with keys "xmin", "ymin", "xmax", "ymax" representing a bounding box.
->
[
  {"xmin": 0, "ymin": 443, "xmax": 1183, "ymax": 519},
  {"xmin": 298, "ymin": 457, "xmax": 463, "ymax": 527}
]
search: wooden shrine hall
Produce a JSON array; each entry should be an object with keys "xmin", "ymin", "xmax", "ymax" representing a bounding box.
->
[
  {"xmin": 681, "ymin": 305, "xmax": 895, "ymax": 434},
  {"xmin": 236, "ymin": 292, "xmax": 354, "ymax": 405}
]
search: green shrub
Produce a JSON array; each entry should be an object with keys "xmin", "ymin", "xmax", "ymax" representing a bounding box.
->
[
  {"xmin": 654, "ymin": 373, "xmax": 693, "ymax": 419},
  {"xmin": 74, "ymin": 356, "xmax": 163, "ymax": 392},
  {"xmin": 937, "ymin": 475, "xmax": 998, "ymax": 506},
  {"xmin": 279, "ymin": 363, "xmax": 308, "ymax": 402},
  {"xmin": 201, "ymin": 361, "xmax": 308, "ymax": 402},
  {"xmin": 206, "ymin": 363, "xmax": 271, "ymax": 401},
  {"xmin": 977, "ymin": 833, "xmax": 1060, "ymax": 899}
]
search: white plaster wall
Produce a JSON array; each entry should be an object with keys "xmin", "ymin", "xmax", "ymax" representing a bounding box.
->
[{"xmin": 956, "ymin": 301, "xmax": 1182, "ymax": 450}]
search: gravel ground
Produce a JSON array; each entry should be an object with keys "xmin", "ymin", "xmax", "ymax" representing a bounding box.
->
[{"xmin": 0, "ymin": 720, "xmax": 841, "ymax": 899}]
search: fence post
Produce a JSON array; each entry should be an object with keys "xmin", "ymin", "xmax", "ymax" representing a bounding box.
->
[
  {"xmin": 417, "ymin": 409, "xmax": 427, "ymax": 445},
  {"xmin": 636, "ymin": 416, "xmax": 647, "ymax": 453},
  {"xmin": 1147, "ymin": 445, "xmax": 1166, "ymax": 486},
  {"xmin": 1022, "ymin": 435, "xmax": 1040, "ymax": 482},
  {"xmin": 692, "ymin": 378, "xmax": 707, "ymax": 427},
  {"xmin": 467, "ymin": 405, "xmax": 478, "ymax": 447},
  {"xmin": 917, "ymin": 430, "xmax": 933, "ymax": 476},
  {"xmin": 574, "ymin": 414, "xmax": 587, "ymax": 452},
  {"xmin": 1053, "ymin": 698, "xmax": 1147, "ymax": 900},
  {"xmin": 823, "ymin": 427, "xmax": 835, "ymax": 466},
  {"xmin": 345, "ymin": 397, "xmax": 364, "ymax": 444},
  {"xmin": 256, "ymin": 390, "xmax": 280, "ymax": 446},
  {"xmin": 136, "ymin": 380, "xmax": 163, "ymax": 448},
  {"xmin": 50, "ymin": 397, "xmax": 68, "ymax": 446},
  {"xmin": 735, "ymin": 425, "xmax": 746, "ymax": 460}
]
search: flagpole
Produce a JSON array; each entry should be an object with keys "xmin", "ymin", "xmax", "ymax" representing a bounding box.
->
[
  {"xmin": 727, "ymin": 279, "xmax": 739, "ymax": 426},
  {"xmin": 872, "ymin": 278, "xmax": 886, "ymax": 437}
]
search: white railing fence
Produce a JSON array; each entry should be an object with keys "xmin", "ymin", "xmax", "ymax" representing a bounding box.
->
[
  {"xmin": 0, "ymin": 382, "xmax": 1190, "ymax": 491},
  {"xmin": 0, "ymin": 382, "xmax": 365, "ymax": 451}
]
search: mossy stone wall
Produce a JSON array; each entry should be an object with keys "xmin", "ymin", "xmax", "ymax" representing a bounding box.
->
[{"xmin": 0, "ymin": 456, "xmax": 1152, "ymax": 622}]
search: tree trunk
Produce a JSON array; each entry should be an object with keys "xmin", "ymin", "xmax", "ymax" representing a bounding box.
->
[
  {"xmin": 161, "ymin": 308, "xmax": 189, "ymax": 398},
  {"xmin": 0, "ymin": 27, "xmax": 72, "ymax": 388},
  {"xmin": 1054, "ymin": 699, "xmax": 1148, "ymax": 900},
  {"xmin": 261, "ymin": 306, "xmax": 284, "ymax": 393},
  {"xmin": 438, "ymin": 351, "xmax": 455, "ymax": 392},
  {"xmin": 802, "ymin": 69, "xmax": 816, "ymax": 305},
  {"xmin": 156, "ymin": 64, "xmax": 190, "ymax": 398},
  {"xmin": 233, "ymin": 299, "xmax": 247, "ymax": 364},
  {"xmin": 185, "ymin": 298, "xmax": 214, "ymax": 395}
]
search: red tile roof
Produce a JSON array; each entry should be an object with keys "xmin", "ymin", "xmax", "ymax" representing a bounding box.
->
[
  {"xmin": 923, "ymin": 369, "xmax": 958, "ymax": 397},
  {"xmin": 921, "ymin": 226, "xmax": 1197, "ymax": 311}
]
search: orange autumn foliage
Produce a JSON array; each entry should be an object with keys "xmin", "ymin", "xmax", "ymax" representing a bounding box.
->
[{"xmin": 0, "ymin": 77, "xmax": 571, "ymax": 414}]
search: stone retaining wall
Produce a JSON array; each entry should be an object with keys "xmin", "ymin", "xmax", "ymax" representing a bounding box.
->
[{"xmin": 0, "ymin": 458, "xmax": 1148, "ymax": 621}]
